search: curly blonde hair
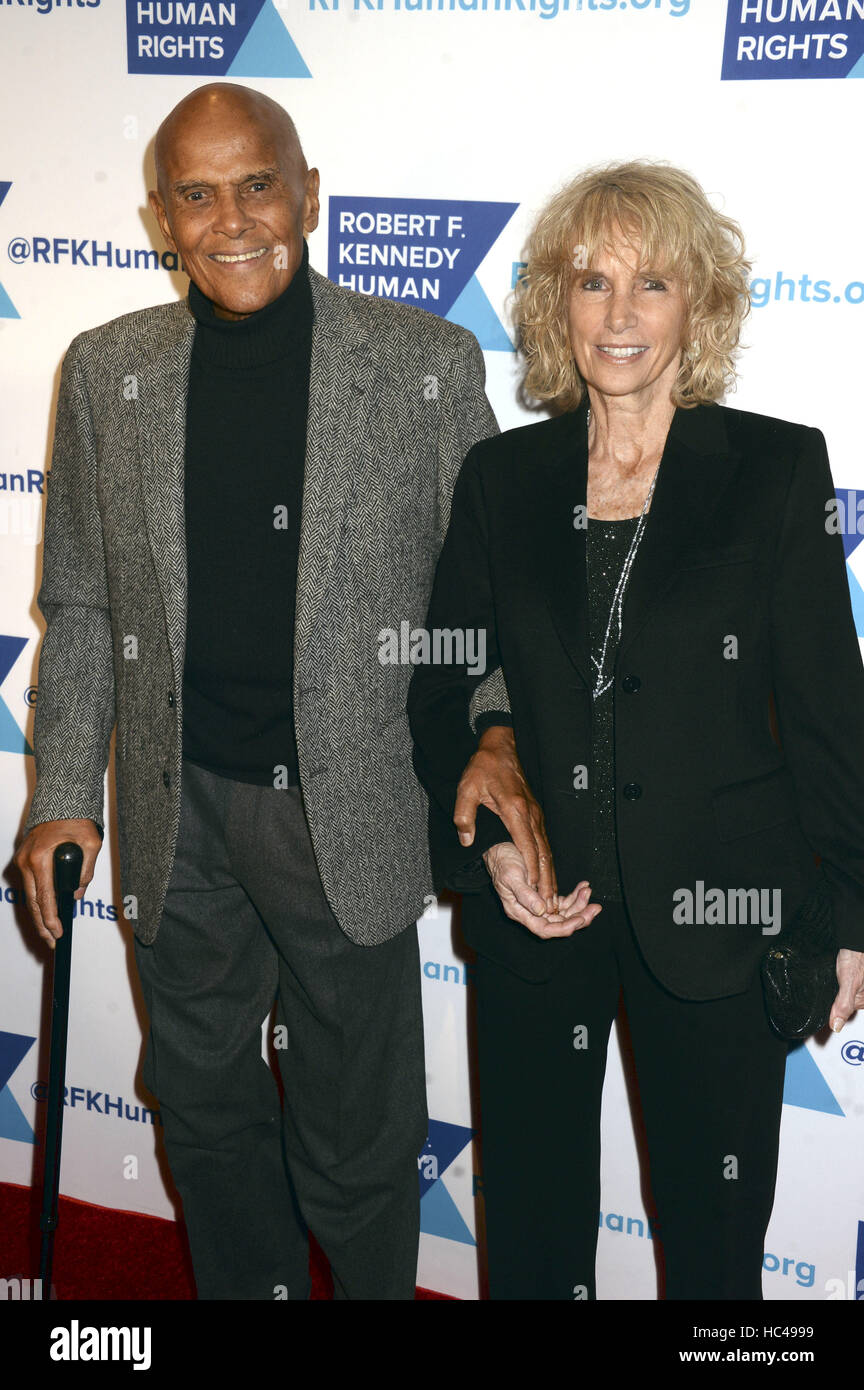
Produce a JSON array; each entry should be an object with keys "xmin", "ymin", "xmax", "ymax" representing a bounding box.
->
[{"xmin": 513, "ymin": 161, "xmax": 752, "ymax": 411}]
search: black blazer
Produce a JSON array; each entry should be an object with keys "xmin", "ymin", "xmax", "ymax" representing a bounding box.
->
[{"xmin": 407, "ymin": 396, "xmax": 864, "ymax": 999}]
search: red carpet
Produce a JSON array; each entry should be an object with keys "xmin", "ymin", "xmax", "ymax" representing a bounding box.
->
[{"xmin": 0, "ymin": 1181, "xmax": 453, "ymax": 1300}]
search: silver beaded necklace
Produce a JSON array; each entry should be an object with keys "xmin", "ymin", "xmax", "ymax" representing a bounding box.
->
[{"xmin": 587, "ymin": 405, "xmax": 661, "ymax": 701}]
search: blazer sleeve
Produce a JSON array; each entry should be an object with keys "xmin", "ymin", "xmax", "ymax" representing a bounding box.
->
[
  {"xmin": 770, "ymin": 426, "xmax": 864, "ymax": 952},
  {"xmin": 408, "ymin": 441, "xmax": 512, "ymax": 892},
  {"xmin": 20, "ymin": 336, "xmax": 115, "ymax": 841}
]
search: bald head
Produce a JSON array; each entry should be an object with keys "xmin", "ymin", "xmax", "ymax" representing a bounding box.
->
[
  {"xmin": 154, "ymin": 83, "xmax": 306, "ymax": 199},
  {"xmin": 148, "ymin": 81, "xmax": 319, "ymax": 320}
]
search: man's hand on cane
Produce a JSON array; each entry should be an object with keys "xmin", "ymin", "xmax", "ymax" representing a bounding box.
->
[{"xmin": 15, "ymin": 818, "xmax": 102, "ymax": 949}]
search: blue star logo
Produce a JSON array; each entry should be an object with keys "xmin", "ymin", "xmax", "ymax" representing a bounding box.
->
[
  {"xmin": 0, "ymin": 182, "xmax": 20, "ymax": 319},
  {"xmin": 783, "ymin": 1043, "xmax": 843, "ymax": 1117},
  {"xmin": 0, "ymin": 636, "xmax": 33, "ymax": 755},
  {"xmin": 0, "ymin": 1032, "xmax": 37, "ymax": 1144},
  {"xmin": 835, "ymin": 489, "xmax": 864, "ymax": 638},
  {"xmin": 419, "ymin": 1119, "xmax": 475, "ymax": 1246}
]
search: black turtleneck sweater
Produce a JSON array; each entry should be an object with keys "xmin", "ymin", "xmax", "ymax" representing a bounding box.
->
[{"xmin": 181, "ymin": 241, "xmax": 313, "ymax": 786}]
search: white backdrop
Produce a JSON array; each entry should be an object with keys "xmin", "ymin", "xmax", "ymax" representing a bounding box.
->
[{"xmin": 1, "ymin": 0, "xmax": 863, "ymax": 1301}]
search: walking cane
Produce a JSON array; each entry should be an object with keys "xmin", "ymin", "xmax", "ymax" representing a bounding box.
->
[{"xmin": 38, "ymin": 841, "xmax": 83, "ymax": 1302}]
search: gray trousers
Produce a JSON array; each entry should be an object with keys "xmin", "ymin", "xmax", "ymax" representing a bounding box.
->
[{"xmin": 133, "ymin": 759, "xmax": 428, "ymax": 1300}]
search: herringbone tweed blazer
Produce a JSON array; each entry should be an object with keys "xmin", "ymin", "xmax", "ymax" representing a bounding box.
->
[{"xmin": 22, "ymin": 265, "xmax": 506, "ymax": 946}]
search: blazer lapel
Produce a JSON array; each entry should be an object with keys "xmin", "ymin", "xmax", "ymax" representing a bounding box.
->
[
  {"xmin": 295, "ymin": 269, "xmax": 372, "ymax": 674},
  {"xmin": 532, "ymin": 402, "xmax": 593, "ymax": 686},
  {"xmin": 133, "ymin": 307, "xmax": 194, "ymax": 693},
  {"xmin": 616, "ymin": 400, "xmax": 737, "ymax": 660},
  {"xmin": 132, "ymin": 271, "xmax": 372, "ymax": 698},
  {"xmin": 533, "ymin": 397, "xmax": 738, "ymax": 685}
]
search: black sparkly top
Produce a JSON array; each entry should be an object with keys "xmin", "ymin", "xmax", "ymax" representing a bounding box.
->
[{"xmin": 586, "ymin": 516, "xmax": 640, "ymax": 903}]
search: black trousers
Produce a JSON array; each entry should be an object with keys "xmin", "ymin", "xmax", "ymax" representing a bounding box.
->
[
  {"xmin": 475, "ymin": 896, "xmax": 790, "ymax": 1300},
  {"xmin": 133, "ymin": 760, "xmax": 428, "ymax": 1300}
]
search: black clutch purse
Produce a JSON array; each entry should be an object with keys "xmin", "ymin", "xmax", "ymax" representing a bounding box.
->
[{"xmin": 760, "ymin": 873, "xmax": 838, "ymax": 1040}]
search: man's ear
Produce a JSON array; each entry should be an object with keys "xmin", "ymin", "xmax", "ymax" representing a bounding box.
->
[
  {"xmin": 148, "ymin": 189, "xmax": 177, "ymax": 252},
  {"xmin": 303, "ymin": 168, "xmax": 321, "ymax": 237}
]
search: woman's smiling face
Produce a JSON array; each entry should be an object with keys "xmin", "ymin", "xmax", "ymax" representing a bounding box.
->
[{"xmin": 567, "ymin": 231, "xmax": 689, "ymax": 407}]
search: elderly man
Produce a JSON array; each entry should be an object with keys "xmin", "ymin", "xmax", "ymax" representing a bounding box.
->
[{"xmin": 15, "ymin": 84, "xmax": 553, "ymax": 1301}]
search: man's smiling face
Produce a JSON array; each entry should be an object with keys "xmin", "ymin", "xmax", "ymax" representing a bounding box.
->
[{"xmin": 149, "ymin": 86, "xmax": 319, "ymax": 320}]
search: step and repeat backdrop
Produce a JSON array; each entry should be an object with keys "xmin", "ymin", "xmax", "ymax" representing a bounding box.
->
[{"xmin": 1, "ymin": 1, "xmax": 863, "ymax": 1301}]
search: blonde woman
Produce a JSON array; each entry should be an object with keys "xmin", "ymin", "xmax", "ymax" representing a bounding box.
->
[{"xmin": 408, "ymin": 162, "xmax": 864, "ymax": 1300}]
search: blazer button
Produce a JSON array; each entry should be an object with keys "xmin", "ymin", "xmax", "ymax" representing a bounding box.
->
[
  {"xmin": 621, "ymin": 674, "xmax": 641, "ymax": 693},
  {"xmin": 163, "ymin": 769, "xmax": 171, "ymax": 789},
  {"xmin": 622, "ymin": 782, "xmax": 642, "ymax": 800},
  {"xmin": 167, "ymin": 691, "xmax": 175, "ymax": 707}
]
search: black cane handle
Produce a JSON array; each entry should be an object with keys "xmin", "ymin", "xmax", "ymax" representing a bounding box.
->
[{"xmin": 53, "ymin": 842, "xmax": 83, "ymax": 899}]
